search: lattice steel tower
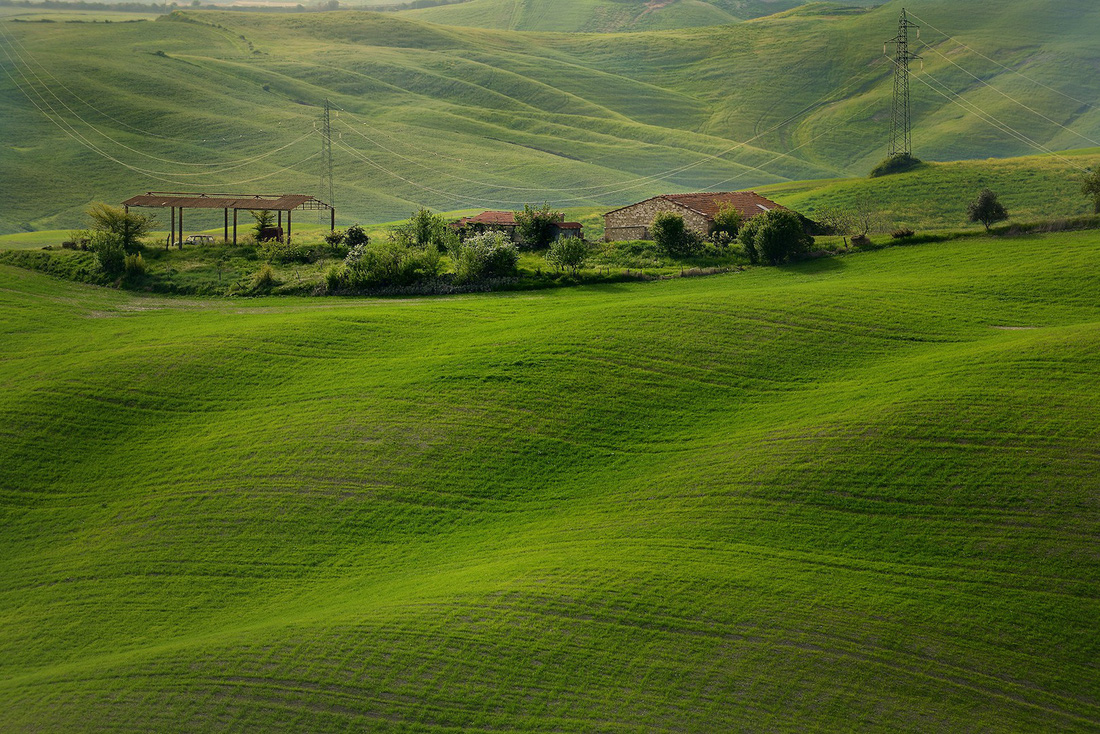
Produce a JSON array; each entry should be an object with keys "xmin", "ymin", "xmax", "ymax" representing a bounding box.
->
[
  {"xmin": 318, "ymin": 99, "xmax": 335, "ymax": 222},
  {"xmin": 885, "ymin": 9, "xmax": 920, "ymax": 157}
]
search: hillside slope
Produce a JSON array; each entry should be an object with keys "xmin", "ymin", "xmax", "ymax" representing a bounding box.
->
[
  {"xmin": 1, "ymin": 0, "xmax": 1098, "ymax": 232},
  {"xmin": 1, "ymin": 232, "xmax": 1098, "ymax": 730},
  {"xmin": 398, "ymin": 0, "xmax": 881, "ymax": 32}
]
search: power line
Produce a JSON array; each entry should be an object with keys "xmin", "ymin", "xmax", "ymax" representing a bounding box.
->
[
  {"xmin": 906, "ymin": 9, "xmax": 1097, "ymax": 112},
  {"xmin": 0, "ymin": 26, "xmax": 317, "ymax": 173},
  {"xmin": 333, "ymin": 67, "xmax": 884, "ymax": 202},
  {"xmin": 889, "ymin": 56, "xmax": 1091, "ymax": 173},
  {"xmin": 917, "ymin": 39, "xmax": 1100, "ymax": 149},
  {"xmin": 0, "ymin": 22, "xmax": 231, "ymax": 144},
  {"xmin": 1, "ymin": 39, "xmax": 320, "ymax": 186}
]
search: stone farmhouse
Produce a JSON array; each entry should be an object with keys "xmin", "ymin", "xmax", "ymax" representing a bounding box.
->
[
  {"xmin": 603, "ymin": 191, "xmax": 785, "ymax": 242},
  {"xmin": 452, "ymin": 211, "xmax": 584, "ymax": 242}
]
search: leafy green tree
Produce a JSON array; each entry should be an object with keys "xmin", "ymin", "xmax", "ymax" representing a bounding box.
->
[
  {"xmin": 344, "ymin": 224, "xmax": 370, "ymax": 248},
  {"xmin": 967, "ymin": 189, "xmax": 1008, "ymax": 231},
  {"xmin": 711, "ymin": 204, "xmax": 743, "ymax": 241},
  {"xmin": 86, "ymin": 203, "xmax": 156, "ymax": 253},
  {"xmin": 739, "ymin": 209, "xmax": 813, "ymax": 265},
  {"xmin": 1082, "ymin": 169, "xmax": 1100, "ymax": 214},
  {"xmin": 400, "ymin": 208, "xmax": 450, "ymax": 248},
  {"xmin": 651, "ymin": 211, "xmax": 702, "ymax": 257},
  {"xmin": 544, "ymin": 236, "xmax": 589, "ymax": 275},
  {"xmin": 514, "ymin": 203, "xmax": 560, "ymax": 250}
]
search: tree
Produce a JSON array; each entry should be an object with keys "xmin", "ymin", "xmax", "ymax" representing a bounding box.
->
[
  {"xmin": 394, "ymin": 208, "xmax": 453, "ymax": 250},
  {"xmin": 967, "ymin": 189, "xmax": 1008, "ymax": 231},
  {"xmin": 651, "ymin": 211, "xmax": 702, "ymax": 257},
  {"xmin": 711, "ymin": 204, "xmax": 743, "ymax": 241},
  {"xmin": 250, "ymin": 210, "xmax": 277, "ymax": 241},
  {"xmin": 739, "ymin": 209, "xmax": 813, "ymax": 265},
  {"xmin": 544, "ymin": 236, "xmax": 589, "ymax": 276},
  {"xmin": 1082, "ymin": 169, "xmax": 1100, "ymax": 214},
  {"xmin": 86, "ymin": 203, "xmax": 156, "ymax": 253},
  {"xmin": 818, "ymin": 195, "xmax": 885, "ymax": 246},
  {"xmin": 344, "ymin": 223, "xmax": 369, "ymax": 248},
  {"xmin": 514, "ymin": 203, "xmax": 560, "ymax": 250}
]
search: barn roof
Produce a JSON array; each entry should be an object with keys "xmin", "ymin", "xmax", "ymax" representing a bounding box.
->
[
  {"xmin": 453, "ymin": 211, "xmax": 579, "ymax": 229},
  {"xmin": 121, "ymin": 192, "xmax": 332, "ymax": 211},
  {"xmin": 605, "ymin": 191, "xmax": 785, "ymax": 220},
  {"xmin": 455, "ymin": 210, "xmax": 518, "ymax": 226}
]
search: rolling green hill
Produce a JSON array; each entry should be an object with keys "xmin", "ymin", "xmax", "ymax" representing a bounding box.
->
[
  {"xmin": 397, "ymin": 0, "xmax": 882, "ymax": 32},
  {"xmin": 1, "ymin": 0, "xmax": 1098, "ymax": 234},
  {"xmin": 760, "ymin": 147, "xmax": 1100, "ymax": 230},
  {"xmin": 1, "ymin": 229, "xmax": 1099, "ymax": 730}
]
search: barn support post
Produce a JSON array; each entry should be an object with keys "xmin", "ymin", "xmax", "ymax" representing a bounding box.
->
[
  {"xmin": 169, "ymin": 207, "xmax": 175, "ymax": 250},
  {"xmin": 278, "ymin": 210, "xmax": 282, "ymax": 241},
  {"xmin": 330, "ymin": 208, "xmax": 335, "ymax": 232},
  {"xmin": 224, "ymin": 209, "xmax": 229, "ymax": 242},
  {"xmin": 233, "ymin": 209, "xmax": 238, "ymax": 244},
  {"xmin": 287, "ymin": 210, "xmax": 292, "ymax": 245},
  {"xmin": 178, "ymin": 208, "xmax": 184, "ymax": 249}
]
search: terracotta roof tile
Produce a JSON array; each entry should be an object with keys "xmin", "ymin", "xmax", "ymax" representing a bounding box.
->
[{"xmin": 660, "ymin": 191, "xmax": 784, "ymax": 219}]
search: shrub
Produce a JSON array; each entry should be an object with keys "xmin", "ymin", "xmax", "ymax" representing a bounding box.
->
[
  {"xmin": 123, "ymin": 252, "xmax": 146, "ymax": 276},
  {"xmin": 257, "ymin": 238, "xmax": 312, "ymax": 264},
  {"xmin": 340, "ymin": 240, "xmax": 443, "ymax": 289},
  {"xmin": 324, "ymin": 229, "xmax": 346, "ymax": 247},
  {"xmin": 450, "ymin": 231, "xmax": 518, "ymax": 284},
  {"xmin": 739, "ymin": 209, "xmax": 813, "ymax": 265},
  {"xmin": 251, "ymin": 263, "xmax": 278, "ymax": 292},
  {"xmin": 89, "ymin": 232, "xmax": 127, "ymax": 273},
  {"xmin": 738, "ymin": 216, "xmax": 761, "ymax": 264},
  {"xmin": 544, "ymin": 236, "xmax": 589, "ymax": 275},
  {"xmin": 324, "ymin": 264, "xmax": 343, "ymax": 292},
  {"xmin": 869, "ymin": 152, "xmax": 921, "ymax": 178},
  {"xmin": 344, "ymin": 224, "xmax": 369, "ymax": 248},
  {"xmin": 891, "ymin": 228, "xmax": 915, "ymax": 239},
  {"xmin": 514, "ymin": 203, "xmax": 560, "ymax": 250},
  {"xmin": 967, "ymin": 188, "xmax": 1008, "ymax": 230}
]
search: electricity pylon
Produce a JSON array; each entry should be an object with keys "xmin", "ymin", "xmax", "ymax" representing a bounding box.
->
[
  {"xmin": 318, "ymin": 98, "xmax": 335, "ymax": 223},
  {"xmin": 885, "ymin": 8, "xmax": 920, "ymax": 157}
]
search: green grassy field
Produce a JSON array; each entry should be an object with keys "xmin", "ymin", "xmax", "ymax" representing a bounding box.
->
[
  {"xmin": 2, "ymin": 0, "xmax": 1099, "ymax": 233},
  {"xmin": 1, "ymin": 228, "xmax": 1098, "ymax": 730}
]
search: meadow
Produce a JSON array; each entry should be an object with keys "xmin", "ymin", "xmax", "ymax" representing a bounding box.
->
[
  {"xmin": 1, "ymin": 228, "xmax": 1098, "ymax": 730},
  {"xmin": 2, "ymin": 0, "xmax": 1099, "ymax": 233}
]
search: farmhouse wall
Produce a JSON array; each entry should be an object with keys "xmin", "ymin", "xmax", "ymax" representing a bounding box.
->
[{"xmin": 604, "ymin": 199, "xmax": 712, "ymax": 242}]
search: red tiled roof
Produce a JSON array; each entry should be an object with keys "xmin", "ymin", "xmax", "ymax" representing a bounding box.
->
[
  {"xmin": 456, "ymin": 211, "xmax": 517, "ymax": 227},
  {"xmin": 662, "ymin": 191, "xmax": 784, "ymax": 219},
  {"xmin": 605, "ymin": 191, "xmax": 785, "ymax": 220},
  {"xmin": 559, "ymin": 222, "xmax": 582, "ymax": 229}
]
